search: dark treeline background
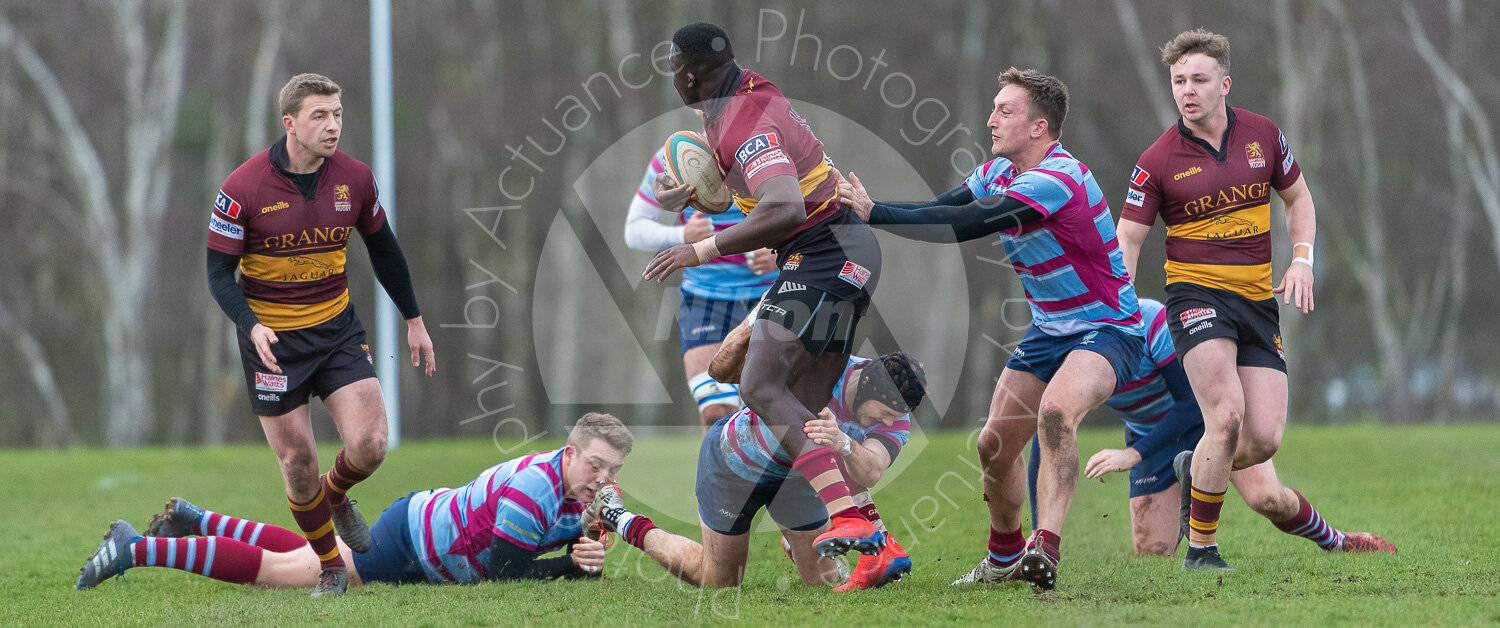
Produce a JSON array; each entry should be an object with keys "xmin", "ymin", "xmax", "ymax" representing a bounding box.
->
[{"xmin": 1, "ymin": 0, "xmax": 1496, "ymax": 448}]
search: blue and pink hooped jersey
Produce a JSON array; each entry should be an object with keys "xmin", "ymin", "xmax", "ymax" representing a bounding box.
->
[
  {"xmin": 719, "ymin": 357, "xmax": 911, "ymax": 483},
  {"xmin": 405, "ymin": 449, "xmax": 584, "ymax": 584},
  {"xmin": 638, "ymin": 148, "xmax": 775, "ymax": 301},
  {"xmin": 963, "ymin": 144, "xmax": 1144, "ymax": 338},
  {"xmin": 1104, "ymin": 299, "xmax": 1177, "ymax": 435}
]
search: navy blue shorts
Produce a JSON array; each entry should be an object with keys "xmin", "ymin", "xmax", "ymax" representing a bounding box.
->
[
  {"xmin": 678, "ymin": 292, "xmax": 760, "ymax": 354},
  {"xmin": 1005, "ymin": 325, "xmax": 1147, "ymax": 390},
  {"xmin": 696, "ymin": 417, "xmax": 827, "ymax": 536},
  {"xmin": 1123, "ymin": 424, "xmax": 1204, "ymax": 498},
  {"xmin": 351, "ymin": 493, "xmax": 427, "ymax": 585}
]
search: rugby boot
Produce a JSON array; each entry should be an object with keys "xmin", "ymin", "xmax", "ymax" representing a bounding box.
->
[
  {"xmin": 1017, "ymin": 540, "xmax": 1058, "ymax": 591},
  {"xmin": 834, "ymin": 534, "xmax": 911, "ymax": 591},
  {"xmin": 950, "ymin": 556, "xmax": 1021, "ymax": 585},
  {"xmin": 813, "ymin": 516, "xmax": 885, "ymax": 558},
  {"xmin": 145, "ymin": 497, "xmax": 205, "ymax": 538},
  {"xmin": 1183, "ymin": 545, "xmax": 1235, "ymax": 570},
  {"xmin": 310, "ymin": 567, "xmax": 348, "ymax": 598},
  {"xmin": 1340, "ymin": 532, "xmax": 1397, "ymax": 554},
  {"xmin": 582, "ymin": 483, "xmax": 624, "ymax": 540},
  {"xmin": 1173, "ymin": 450, "xmax": 1193, "ymax": 542},
  {"xmin": 76, "ymin": 520, "xmax": 141, "ymax": 590},
  {"xmin": 323, "ymin": 475, "xmax": 372, "ymax": 553}
]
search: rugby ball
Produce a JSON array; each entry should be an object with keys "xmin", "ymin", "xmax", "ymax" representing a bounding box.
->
[{"xmin": 662, "ymin": 130, "xmax": 732, "ymax": 214}]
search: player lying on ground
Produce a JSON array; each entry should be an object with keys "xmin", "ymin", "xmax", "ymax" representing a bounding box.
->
[
  {"xmin": 586, "ymin": 344, "xmax": 928, "ymax": 591},
  {"xmin": 75, "ymin": 414, "xmax": 632, "ymax": 590},
  {"xmin": 1014, "ymin": 299, "xmax": 1393, "ymax": 562}
]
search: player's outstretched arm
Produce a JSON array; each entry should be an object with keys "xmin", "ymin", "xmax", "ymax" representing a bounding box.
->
[
  {"xmin": 360, "ymin": 223, "xmax": 435, "ymax": 374},
  {"xmin": 484, "ymin": 534, "xmax": 594, "ymax": 581},
  {"xmin": 803, "ymin": 409, "xmax": 893, "ymax": 487},
  {"xmin": 865, "ymin": 192, "xmax": 1044, "ymax": 243},
  {"xmin": 644, "ymin": 174, "xmax": 803, "ymax": 283}
]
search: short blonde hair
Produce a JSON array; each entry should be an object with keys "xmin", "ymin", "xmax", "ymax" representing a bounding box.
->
[
  {"xmin": 1161, "ymin": 29, "xmax": 1231, "ymax": 74},
  {"xmin": 279, "ymin": 73, "xmax": 341, "ymax": 118},
  {"xmin": 567, "ymin": 412, "xmax": 634, "ymax": 454}
]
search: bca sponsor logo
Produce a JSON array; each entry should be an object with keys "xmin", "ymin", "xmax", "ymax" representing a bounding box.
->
[
  {"xmin": 1125, "ymin": 189, "xmax": 1146, "ymax": 207},
  {"xmin": 255, "ymin": 372, "xmax": 288, "ymax": 392},
  {"xmin": 208, "ymin": 214, "xmax": 244, "ymax": 240},
  {"xmin": 838, "ymin": 261, "xmax": 871, "ymax": 289},
  {"xmin": 734, "ymin": 133, "xmax": 781, "ymax": 167},
  {"xmin": 1130, "ymin": 166, "xmax": 1150, "ymax": 186},
  {"xmin": 1179, "ymin": 307, "xmax": 1216, "ymax": 328},
  {"xmin": 214, "ymin": 190, "xmax": 242, "ymax": 218}
]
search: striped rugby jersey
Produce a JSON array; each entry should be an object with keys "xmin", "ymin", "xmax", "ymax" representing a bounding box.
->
[
  {"xmin": 637, "ymin": 147, "xmax": 776, "ymax": 301},
  {"xmin": 963, "ymin": 144, "xmax": 1144, "ymax": 338},
  {"xmin": 405, "ymin": 449, "xmax": 584, "ymax": 584},
  {"xmin": 1104, "ymin": 299, "xmax": 1178, "ymax": 435},
  {"xmin": 1122, "ymin": 107, "xmax": 1302, "ymax": 300},
  {"xmin": 704, "ymin": 69, "xmax": 841, "ymax": 245},
  {"xmin": 207, "ymin": 143, "xmax": 385, "ymax": 331},
  {"xmin": 719, "ymin": 357, "xmax": 910, "ymax": 484}
]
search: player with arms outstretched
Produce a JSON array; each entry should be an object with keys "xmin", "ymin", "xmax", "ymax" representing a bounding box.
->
[{"xmin": 76, "ymin": 414, "xmax": 630, "ymax": 591}]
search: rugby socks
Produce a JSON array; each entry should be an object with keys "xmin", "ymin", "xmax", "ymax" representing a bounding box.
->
[
  {"xmin": 1187, "ymin": 485, "xmax": 1228, "ymax": 548},
  {"xmin": 1272, "ymin": 489, "xmax": 1346, "ymax": 551},
  {"xmin": 987, "ymin": 527, "xmax": 1026, "ymax": 569},
  {"xmin": 792, "ymin": 450, "xmax": 860, "ymax": 519},
  {"xmin": 194, "ymin": 510, "xmax": 308, "ymax": 553},
  {"xmin": 602, "ymin": 507, "xmax": 658, "ymax": 549},
  {"xmin": 129, "ymin": 537, "xmax": 264, "ymax": 584},
  {"xmin": 322, "ymin": 449, "xmax": 373, "ymax": 507},
  {"xmin": 1033, "ymin": 529, "xmax": 1062, "ymax": 564},
  {"xmin": 288, "ymin": 488, "xmax": 343, "ymax": 571},
  {"xmin": 857, "ymin": 503, "xmax": 884, "ymax": 533}
]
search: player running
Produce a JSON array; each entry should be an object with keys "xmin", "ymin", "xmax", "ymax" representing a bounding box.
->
[
  {"xmin": 623, "ymin": 146, "xmax": 776, "ymax": 430},
  {"xmin": 1116, "ymin": 29, "xmax": 1321, "ymax": 570},
  {"xmin": 205, "ymin": 73, "xmax": 436, "ymax": 596},
  {"xmin": 1019, "ymin": 299, "xmax": 1395, "ymax": 559},
  {"xmin": 75, "ymin": 414, "xmax": 631, "ymax": 591},
  {"xmin": 641, "ymin": 23, "xmax": 885, "ymax": 558},
  {"xmin": 586, "ymin": 348, "xmax": 927, "ymax": 591},
  {"xmin": 841, "ymin": 68, "xmax": 1144, "ymax": 591}
]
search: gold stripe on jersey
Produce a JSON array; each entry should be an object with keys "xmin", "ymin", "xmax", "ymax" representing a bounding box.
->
[
  {"xmin": 1163, "ymin": 203, "xmax": 1270, "ymax": 241},
  {"xmin": 239, "ymin": 250, "xmax": 348, "ymax": 284},
  {"xmin": 730, "ymin": 157, "xmax": 839, "ymax": 220},
  {"xmin": 1165, "ymin": 260, "xmax": 1273, "ymax": 301},
  {"xmin": 247, "ymin": 290, "xmax": 350, "ymax": 331}
]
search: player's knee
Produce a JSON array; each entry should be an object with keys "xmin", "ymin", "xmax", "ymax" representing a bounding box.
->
[
  {"xmin": 738, "ymin": 377, "xmax": 779, "ymax": 417},
  {"xmin": 976, "ymin": 427, "xmax": 1002, "ymax": 461},
  {"xmin": 354, "ymin": 432, "xmax": 388, "ymax": 469},
  {"xmin": 1037, "ymin": 405, "xmax": 1069, "ymax": 450},
  {"xmin": 1237, "ymin": 440, "xmax": 1278, "ymax": 468},
  {"xmin": 1133, "ymin": 538, "xmax": 1175, "ymax": 557}
]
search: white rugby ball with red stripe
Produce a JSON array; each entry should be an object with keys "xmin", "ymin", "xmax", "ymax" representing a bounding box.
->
[{"xmin": 662, "ymin": 130, "xmax": 732, "ymax": 214}]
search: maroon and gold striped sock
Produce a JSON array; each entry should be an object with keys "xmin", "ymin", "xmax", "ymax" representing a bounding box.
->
[
  {"xmin": 322, "ymin": 449, "xmax": 372, "ymax": 507},
  {"xmin": 1188, "ymin": 485, "xmax": 1228, "ymax": 548},
  {"xmin": 289, "ymin": 488, "xmax": 343, "ymax": 571},
  {"xmin": 792, "ymin": 449, "xmax": 860, "ymax": 519}
]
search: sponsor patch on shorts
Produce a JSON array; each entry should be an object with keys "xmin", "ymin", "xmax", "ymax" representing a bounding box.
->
[
  {"xmin": 782, "ymin": 253, "xmax": 802, "ymax": 271},
  {"xmin": 838, "ymin": 261, "xmax": 870, "ymax": 289},
  {"xmin": 255, "ymin": 372, "xmax": 288, "ymax": 392},
  {"xmin": 1178, "ymin": 307, "xmax": 1216, "ymax": 328}
]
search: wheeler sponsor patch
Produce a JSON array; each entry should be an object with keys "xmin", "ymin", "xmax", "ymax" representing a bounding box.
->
[
  {"xmin": 1125, "ymin": 189, "xmax": 1146, "ymax": 207},
  {"xmin": 209, "ymin": 214, "xmax": 244, "ymax": 240}
]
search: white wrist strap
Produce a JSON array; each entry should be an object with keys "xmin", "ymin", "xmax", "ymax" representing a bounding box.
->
[
  {"xmin": 691, "ymin": 235, "xmax": 721, "ymax": 264},
  {"xmin": 838, "ymin": 436, "xmax": 853, "ymax": 456},
  {"xmin": 1291, "ymin": 257, "xmax": 1313, "ymax": 269},
  {"xmin": 1292, "ymin": 241, "xmax": 1315, "ymax": 265}
]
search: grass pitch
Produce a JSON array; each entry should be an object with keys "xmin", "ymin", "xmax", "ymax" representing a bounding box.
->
[{"xmin": 4, "ymin": 424, "xmax": 1496, "ymax": 626}]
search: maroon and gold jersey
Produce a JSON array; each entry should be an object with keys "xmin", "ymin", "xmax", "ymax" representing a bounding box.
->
[
  {"xmin": 704, "ymin": 69, "xmax": 840, "ymax": 243},
  {"xmin": 207, "ymin": 147, "xmax": 385, "ymax": 331},
  {"xmin": 1121, "ymin": 107, "xmax": 1301, "ymax": 300}
]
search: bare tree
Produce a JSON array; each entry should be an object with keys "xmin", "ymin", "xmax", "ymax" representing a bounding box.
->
[{"xmin": 0, "ymin": 0, "xmax": 187, "ymax": 446}]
